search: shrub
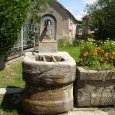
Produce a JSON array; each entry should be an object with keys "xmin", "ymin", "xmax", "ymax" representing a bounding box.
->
[
  {"xmin": 0, "ymin": 0, "xmax": 49, "ymax": 55},
  {"xmin": 0, "ymin": 0, "xmax": 31, "ymax": 55}
]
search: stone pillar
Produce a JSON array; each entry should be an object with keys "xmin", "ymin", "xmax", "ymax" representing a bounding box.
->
[{"xmin": 39, "ymin": 39, "xmax": 57, "ymax": 53}]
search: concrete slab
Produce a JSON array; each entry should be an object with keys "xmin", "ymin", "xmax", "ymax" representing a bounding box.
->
[
  {"xmin": 59, "ymin": 108, "xmax": 115, "ymax": 115},
  {"xmin": 69, "ymin": 111, "xmax": 108, "ymax": 115}
]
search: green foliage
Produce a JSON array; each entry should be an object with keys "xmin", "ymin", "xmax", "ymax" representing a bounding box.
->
[
  {"xmin": 0, "ymin": 0, "xmax": 49, "ymax": 55},
  {"xmin": 86, "ymin": 0, "xmax": 115, "ymax": 40},
  {"xmin": 101, "ymin": 39, "xmax": 115, "ymax": 52},
  {"xmin": 29, "ymin": 0, "xmax": 49, "ymax": 23},
  {"xmin": 72, "ymin": 40, "xmax": 80, "ymax": 46},
  {"xmin": 0, "ymin": 0, "xmax": 31, "ymax": 55},
  {"xmin": 79, "ymin": 38, "xmax": 97, "ymax": 52}
]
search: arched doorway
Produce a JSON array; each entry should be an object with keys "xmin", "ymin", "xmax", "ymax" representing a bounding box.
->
[{"xmin": 40, "ymin": 14, "xmax": 57, "ymax": 41}]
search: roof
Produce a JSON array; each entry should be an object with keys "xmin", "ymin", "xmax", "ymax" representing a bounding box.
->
[{"xmin": 56, "ymin": 0, "xmax": 81, "ymax": 23}]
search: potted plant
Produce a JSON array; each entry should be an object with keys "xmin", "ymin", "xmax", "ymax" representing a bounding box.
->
[
  {"xmin": 0, "ymin": 0, "xmax": 31, "ymax": 70},
  {"xmin": 74, "ymin": 38, "xmax": 115, "ymax": 107}
]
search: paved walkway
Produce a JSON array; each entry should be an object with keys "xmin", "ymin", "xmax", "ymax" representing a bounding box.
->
[{"xmin": 59, "ymin": 108, "xmax": 115, "ymax": 115}]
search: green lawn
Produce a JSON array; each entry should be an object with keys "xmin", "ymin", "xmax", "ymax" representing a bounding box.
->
[
  {"xmin": 0, "ymin": 61, "xmax": 25, "ymax": 88},
  {"xmin": 58, "ymin": 45, "xmax": 80, "ymax": 62}
]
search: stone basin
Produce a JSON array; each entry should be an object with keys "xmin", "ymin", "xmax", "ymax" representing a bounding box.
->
[{"xmin": 22, "ymin": 51, "xmax": 76, "ymax": 115}]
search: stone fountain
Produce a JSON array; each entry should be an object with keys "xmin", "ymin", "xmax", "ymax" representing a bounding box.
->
[{"xmin": 22, "ymin": 19, "xmax": 76, "ymax": 114}]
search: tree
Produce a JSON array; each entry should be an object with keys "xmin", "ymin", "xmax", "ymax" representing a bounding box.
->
[
  {"xmin": 86, "ymin": 0, "xmax": 115, "ymax": 40},
  {"xmin": 29, "ymin": 0, "xmax": 50, "ymax": 23},
  {"xmin": 0, "ymin": 0, "xmax": 49, "ymax": 55},
  {"xmin": 0, "ymin": 0, "xmax": 31, "ymax": 55}
]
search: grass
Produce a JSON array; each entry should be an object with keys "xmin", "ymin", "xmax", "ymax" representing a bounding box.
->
[
  {"xmin": 0, "ymin": 62, "xmax": 24, "ymax": 115},
  {"xmin": 0, "ymin": 61, "xmax": 25, "ymax": 88},
  {"xmin": 58, "ymin": 44, "xmax": 80, "ymax": 62}
]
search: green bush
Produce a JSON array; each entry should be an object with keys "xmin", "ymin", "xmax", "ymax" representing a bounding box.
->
[
  {"xmin": 79, "ymin": 38, "xmax": 97, "ymax": 52},
  {"xmin": 101, "ymin": 39, "xmax": 115, "ymax": 53},
  {"xmin": 0, "ymin": 0, "xmax": 31, "ymax": 55}
]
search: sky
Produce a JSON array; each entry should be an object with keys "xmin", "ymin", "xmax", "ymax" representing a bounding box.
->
[{"xmin": 58, "ymin": 0, "xmax": 97, "ymax": 20}]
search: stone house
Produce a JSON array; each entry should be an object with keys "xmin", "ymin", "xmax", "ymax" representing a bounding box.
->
[
  {"xmin": 13, "ymin": 0, "xmax": 80, "ymax": 51},
  {"xmin": 39, "ymin": 0, "xmax": 80, "ymax": 41}
]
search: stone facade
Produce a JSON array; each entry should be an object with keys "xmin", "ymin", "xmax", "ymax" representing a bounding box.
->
[{"xmin": 39, "ymin": 1, "xmax": 79, "ymax": 41}]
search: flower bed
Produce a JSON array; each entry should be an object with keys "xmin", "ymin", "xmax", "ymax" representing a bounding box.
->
[{"xmin": 78, "ymin": 39, "xmax": 115, "ymax": 70}]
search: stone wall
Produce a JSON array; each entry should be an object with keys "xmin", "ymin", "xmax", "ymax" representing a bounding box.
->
[{"xmin": 74, "ymin": 67, "xmax": 115, "ymax": 107}]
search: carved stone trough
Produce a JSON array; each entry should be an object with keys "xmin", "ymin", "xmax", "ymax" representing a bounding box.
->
[{"xmin": 22, "ymin": 51, "xmax": 76, "ymax": 114}]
